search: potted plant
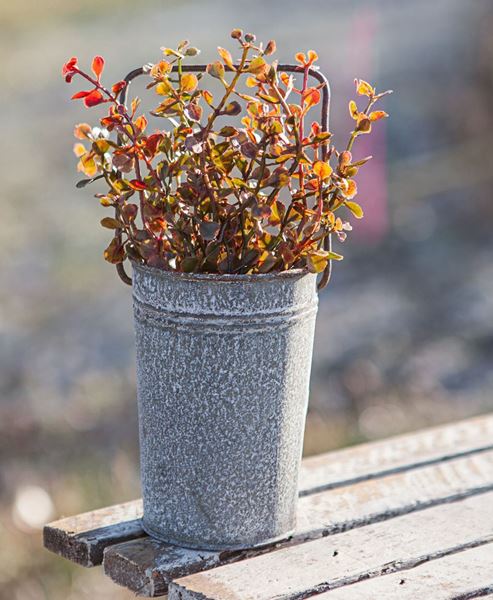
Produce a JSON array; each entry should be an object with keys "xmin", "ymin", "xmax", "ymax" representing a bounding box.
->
[{"xmin": 62, "ymin": 30, "xmax": 391, "ymax": 551}]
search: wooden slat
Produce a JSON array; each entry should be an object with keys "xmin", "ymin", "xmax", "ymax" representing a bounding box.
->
[
  {"xmin": 299, "ymin": 413, "xmax": 493, "ymax": 495},
  {"xmin": 168, "ymin": 490, "xmax": 493, "ymax": 600},
  {"xmin": 43, "ymin": 414, "xmax": 493, "ymax": 568},
  {"xmin": 316, "ymin": 543, "xmax": 493, "ymax": 599},
  {"xmin": 43, "ymin": 500, "xmax": 144, "ymax": 567},
  {"xmin": 103, "ymin": 449, "xmax": 493, "ymax": 596}
]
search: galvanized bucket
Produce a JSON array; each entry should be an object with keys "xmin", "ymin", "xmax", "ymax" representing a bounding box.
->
[{"xmin": 132, "ymin": 262, "xmax": 318, "ymax": 550}]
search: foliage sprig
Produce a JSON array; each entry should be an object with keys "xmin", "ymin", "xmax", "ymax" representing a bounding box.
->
[{"xmin": 63, "ymin": 30, "xmax": 391, "ymax": 278}]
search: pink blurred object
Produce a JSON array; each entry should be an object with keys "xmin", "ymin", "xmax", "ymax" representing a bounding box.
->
[{"xmin": 348, "ymin": 9, "xmax": 389, "ymax": 243}]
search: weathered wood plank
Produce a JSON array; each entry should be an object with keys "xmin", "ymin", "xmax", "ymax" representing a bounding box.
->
[
  {"xmin": 103, "ymin": 449, "xmax": 493, "ymax": 596},
  {"xmin": 316, "ymin": 543, "xmax": 493, "ymax": 599},
  {"xmin": 299, "ymin": 413, "xmax": 493, "ymax": 494},
  {"xmin": 168, "ymin": 490, "xmax": 493, "ymax": 600},
  {"xmin": 43, "ymin": 414, "xmax": 493, "ymax": 567},
  {"xmin": 43, "ymin": 500, "xmax": 145, "ymax": 567}
]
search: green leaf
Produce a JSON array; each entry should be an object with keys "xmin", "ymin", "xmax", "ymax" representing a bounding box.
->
[
  {"xmin": 218, "ymin": 126, "xmax": 238, "ymax": 137},
  {"xmin": 345, "ymin": 201, "xmax": 364, "ymax": 218}
]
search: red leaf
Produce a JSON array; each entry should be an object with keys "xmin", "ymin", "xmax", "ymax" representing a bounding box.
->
[
  {"xmin": 62, "ymin": 57, "xmax": 78, "ymax": 76},
  {"xmin": 71, "ymin": 90, "xmax": 91, "ymax": 100},
  {"xmin": 112, "ymin": 80, "xmax": 127, "ymax": 95},
  {"xmin": 83, "ymin": 89, "xmax": 105, "ymax": 107},
  {"xmin": 128, "ymin": 179, "xmax": 147, "ymax": 191},
  {"xmin": 91, "ymin": 56, "xmax": 105, "ymax": 79}
]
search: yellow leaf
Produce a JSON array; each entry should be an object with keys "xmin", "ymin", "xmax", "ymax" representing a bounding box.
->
[
  {"xmin": 348, "ymin": 100, "xmax": 358, "ymax": 120},
  {"xmin": 217, "ymin": 46, "xmax": 234, "ymax": 68},
  {"xmin": 247, "ymin": 56, "xmax": 268, "ymax": 75},
  {"xmin": 369, "ymin": 110, "xmax": 389, "ymax": 121},
  {"xmin": 156, "ymin": 79, "xmax": 173, "ymax": 96},
  {"xmin": 180, "ymin": 73, "xmax": 198, "ymax": 93},
  {"xmin": 313, "ymin": 160, "xmax": 332, "ymax": 179},
  {"xmin": 345, "ymin": 200, "xmax": 364, "ymax": 218},
  {"xmin": 78, "ymin": 154, "xmax": 97, "ymax": 177},
  {"xmin": 306, "ymin": 251, "xmax": 329, "ymax": 273},
  {"xmin": 73, "ymin": 143, "xmax": 86, "ymax": 157},
  {"xmin": 245, "ymin": 76, "xmax": 258, "ymax": 88},
  {"xmin": 355, "ymin": 79, "xmax": 375, "ymax": 97},
  {"xmin": 93, "ymin": 139, "xmax": 110, "ymax": 153}
]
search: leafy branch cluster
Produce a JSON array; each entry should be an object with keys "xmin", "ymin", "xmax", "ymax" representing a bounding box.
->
[{"xmin": 63, "ymin": 30, "xmax": 391, "ymax": 278}]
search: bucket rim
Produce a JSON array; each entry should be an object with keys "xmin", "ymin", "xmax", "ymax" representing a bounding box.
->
[{"xmin": 131, "ymin": 260, "xmax": 311, "ymax": 284}]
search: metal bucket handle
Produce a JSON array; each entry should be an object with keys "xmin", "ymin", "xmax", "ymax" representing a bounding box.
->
[{"xmin": 115, "ymin": 63, "xmax": 332, "ymax": 290}]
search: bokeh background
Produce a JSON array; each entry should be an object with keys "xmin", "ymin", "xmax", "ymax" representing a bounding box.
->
[{"xmin": 1, "ymin": 0, "xmax": 493, "ymax": 597}]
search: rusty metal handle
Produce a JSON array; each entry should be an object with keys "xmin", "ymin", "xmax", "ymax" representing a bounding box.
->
[{"xmin": 113, "ymin": 63, "xmax": 332, "ymax": 289}]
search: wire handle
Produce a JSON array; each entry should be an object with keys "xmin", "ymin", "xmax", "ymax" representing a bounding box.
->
[{"xmin": 114, "ymin": 63, "xmax": 332, "ymax": 290}]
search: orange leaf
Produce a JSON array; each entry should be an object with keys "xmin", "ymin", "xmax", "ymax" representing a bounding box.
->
[
  {"xmin": 112, "ymin": 80, "xmax": 127, "ymax": 95},
  {"xmin": 313, "ymin": 160, "xmax": 332, "ymax": 179},
  {"xmin": 341, "ymin": 179, "xmax": 357, "ymax": 199},
  {"xmin": 306, "ymin": 50, "xmax": 319, "ymax": 65},
  {"xmin": 71, "ymin": 90, "xmax": 91, "ymax": 100},
  {"xmin": 369, "ymin": 110, "xmax": 389, "ymax": 121},
  {"xmin": 303, "ymin": 87, "xmax": 320, "ymax": 110},
  {"xmin": 134, "ymin": 115, "xmax": 148, "ymax": 133},
  {"xmin": 202, "ymin": 90, "xmax": 214, "ymax": 106},
  {"xmin": 74, "ymin": 123, "xmax": 92, "ymax": 139},
  {"xmin": 295, "ymin": 52, "xmax": 306, "ymax": 65},
  {"xmin": 91, "ymin": 56, "xmax": 105, "ymax": 79}
]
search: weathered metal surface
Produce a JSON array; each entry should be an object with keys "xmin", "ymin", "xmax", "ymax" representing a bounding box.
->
[
  {"xmin": 43, "ymin": 500, "xmax": 144, "ymax": 567},
  {"xmin": 132, "ymin": 263, "xmax": 318, "ymax": 550},
  {"xmin": 103, "ymin": 448, "xmax": 493, "ymax": 596},
  {"xmin": 316, "ymin": 543, "xmax": 493, "ymax": 599},
  {"xmin": 169, "ymin": 491, "xmax": 493, "ymax": 599}
]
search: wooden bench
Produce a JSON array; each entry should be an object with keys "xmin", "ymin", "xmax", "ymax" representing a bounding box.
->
[{"xmin": 44, "ymin": 414, "xmax": 493, "ymax": 598}]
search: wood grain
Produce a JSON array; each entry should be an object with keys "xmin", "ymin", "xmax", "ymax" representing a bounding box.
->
[
  {"xmin": 316, "ymin": 543, "xmax": 493, "ymax": 599},
  {"xmin": 168, "ymin": 490, "xmax": 493, "ymax": 600},
  {"xmin": 104, "ymin": 449, "xmax": 493, "ymax": 596}
]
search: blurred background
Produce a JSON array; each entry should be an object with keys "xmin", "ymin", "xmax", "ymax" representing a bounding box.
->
[{"xmin": 1, "ymin": 0, "xmax": 493, "ymax": 597}]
